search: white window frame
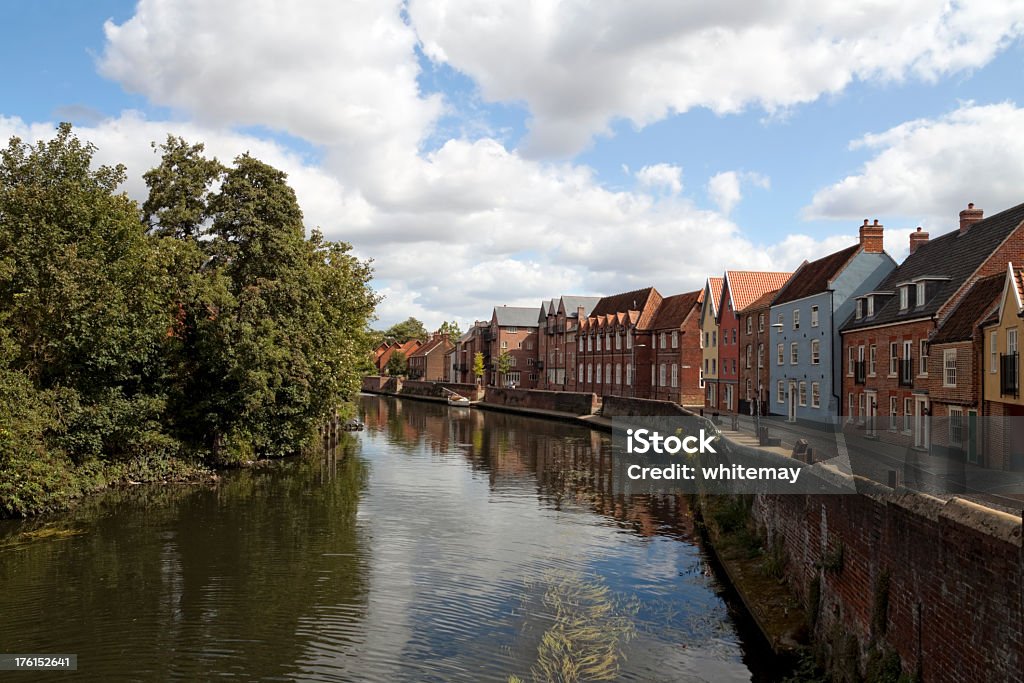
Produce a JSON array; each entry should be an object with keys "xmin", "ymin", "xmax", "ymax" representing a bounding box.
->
[
  {"xmin": 889, "ymin": 396, "xmax": 898, "ymax": 431},
  {"xmin": 777, "ymin": 380, "xmax": 785, "ymax": 403},
  {"xmin": 848, "ymin": 346, "xmax": 855, "ymax": 376},
  {"xmin": 943, "ymin": 349, "xmax": 957, "ymax": 387},
  {"xmin": 777, "ymin": 343, "xmax": 784, "ymax": 365},
  {"xmin": 916, "ymin": 282, "xmax": 926, "ymax": 307},
  {"xmin": 659, "ymin": 363, "xmax": 667, "ymax": 386},
  {"xmin": 745, "ymin": 344, "xmax": 752, "ymax": 369},
  {"xmin": 810, "ymin": 305, "xmax": 819, "ymax": 328},
  {"xmin": 790, "ymin": 342, "xmax": 798, "ymax": 365},
  {"xmin": 626, "ymin": 363, "xmax": 633, "ymax": 386},
  {"xmin": 991, "ymin": 331, "xmax": 999, "ymax": 373},
  {"xmin": 793, "ymin": 310, "xmax": 800, "ymax": 330},
  {"xmin": 949, "ymin": 406, "xmax": 964, "ymax": 447},
  {"xmin": 758, "ymin": 343, "xmax": 764, "ymax": 368},
  {"xmin": 811, "ymin": 339, "xmax": 820, "ymax": 365},
  {"xmin": 746, "ymin": 317, "xmax": 752, "ymax": 335},
  {"xmin": 899, "ymin": 286, "xmax": 909, "ymax": 310},
  {"xmin": 869, "ymin": 344, "xmax": 877, "ymax": 377},
  {"xmin": 1009, "ymin": 328, "xmax": 1018, "ymax": 355},
  {"xmin": 847, "ymin": 393, "xmax": 854, "ymax": 422},
  {"xmin": 759, "ymin": 314, "xmax": 765, "ymax": 332},
  {"xmin": 811, "ymin": 382, "xmax": 820, "ymax": 408},
  {"xmin": 919, "ymin": 340, "xmax": 929, "ymax": 376},
  {"xmin": 889, "ymin": 342, "xmax": 898, "ymax": 376},
  {"xmin": 587, "ymin": 363, "xmax": 592, "ymax": 383},
  {"xmin": 798, "ymin": 381, "xmax": 807, "ymax": 407},
  {"xmin": 858, "ymin": 393, "xmax": 865, "ymax": 424},
  {"xmin": 671, "ymin": 363, "xmax": 678, "ymax": 388},
  {"xmin": 903, "ymin": 397, "xmax": 912, "ymax": 433},
  {"xmin": 866, "ymin": 296, "xmax": 874, "ymax": 317},
  {"xmin": 671, "ymin": 331, "xmax": 678, "ymax": 349},
  {"xmin": 596, "ymin": 364, "xmax": 602, "ymax": 384}
]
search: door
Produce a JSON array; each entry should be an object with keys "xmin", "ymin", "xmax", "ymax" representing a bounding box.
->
[{"xmin": 788, "ymin": 382, "xmax": 797, "ymax": 422}]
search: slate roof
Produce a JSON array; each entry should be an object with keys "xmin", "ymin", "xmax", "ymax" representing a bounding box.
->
[
  {"xmin": 930, "ymin": 273, "xmax": 1004, "ymax": 344},
  {"xmin": 650, "ymin": 290, "xmax": 702, "ymax": 330},
  {"xmin": 843, "ymin": 201, "xmax": 1024, "ymax": 332},
  {"xmin": 723, "ymin": 271, "xmax": 794, "ymax": 311},
  {"xmin": 740, "ymin": 288, "xmax": 780, "ymax": 313},
  {"xmin": 560, "ymin": 296, "xmax": 602, "ymax": 318},
  {"xmin": 493, "ymin": 306, "xmax": 540, "ymax": 328},
  {"xmin": 773, "ymin": 244, "xmax": 861, "ymax": 306}
]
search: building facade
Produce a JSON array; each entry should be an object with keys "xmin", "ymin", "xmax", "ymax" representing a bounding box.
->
[
  {"xmin": 737, "ymin": 289, "xmax": 777, "ymax": 416},
  {"xmin": 575, "ymin": 288, "xmax": 662, "ymax": 399},
  {"xmin": 980, "ymin": 264, "xmax": 1024, "ymax": 470},
  {"xmin": 537, "ymin": 296, "xmax": 602, "ymax": 391},
  {"xmin": 701, "ymin": 277, "xmax": 724, "ymax": 410},
  {"xmin": 488, "ymin": 306, "xmax": 540, "ymax": 387},
  {"xmin": 648, "ymin": 290, "xmax": 704, "ymax": 407}
]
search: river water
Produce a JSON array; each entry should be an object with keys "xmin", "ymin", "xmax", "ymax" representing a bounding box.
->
[{"xmin": 0, "ymin": 394, "xmax": 785, "ymax": 681}]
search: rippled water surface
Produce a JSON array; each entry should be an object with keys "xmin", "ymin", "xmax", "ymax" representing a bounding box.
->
[{"xmin": 0, "ymin": 395, "xmax": 782, "ymax": 681}]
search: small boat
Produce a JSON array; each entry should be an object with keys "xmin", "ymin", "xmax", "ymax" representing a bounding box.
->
[{"xmin": 443, "ymin": 388, "xmax": 472, "ymax": 407}]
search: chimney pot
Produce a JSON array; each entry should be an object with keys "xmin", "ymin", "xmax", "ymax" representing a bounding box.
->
[
  {"xmin": 859, "ymin": 219, "xmax": 884, "ymax": 253},
  {"xmin": 959, "ymin": 202, "xmax": 983, "ymax": 233}
]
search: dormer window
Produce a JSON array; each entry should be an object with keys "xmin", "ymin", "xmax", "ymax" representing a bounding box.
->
[
  {"xmin": 916, "ymin": 282, "xmax": 926, "ymax": 307},
  {"xmin": 899, "ymin": 286, "xmax": 909, "ymax": 310},
  {"xmin": 866, "ymin": 296, "xmax": 874, "ymax": 317},
  {"xmin": 856, "ymin": 299, "xmax": 864, "ymax": 319}
]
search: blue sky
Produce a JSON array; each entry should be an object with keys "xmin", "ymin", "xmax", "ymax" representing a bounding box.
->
[{"xmin": 3, "ymin": 1, "xmax": 1024, "ymax": 328}]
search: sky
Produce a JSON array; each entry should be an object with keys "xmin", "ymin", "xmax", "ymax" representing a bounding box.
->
[{"xmin": 2, "ymin": 1, "xmax": 1024, "ymax": 330}]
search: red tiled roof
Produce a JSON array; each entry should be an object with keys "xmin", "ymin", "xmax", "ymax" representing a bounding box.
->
[
  {"xmin": 650, "ymin": 290, "xmax": 702, "ymax": 330},
  {"xmin": 409, "ymin": 337, "xmax": 450, "ymax": 358},
  {"xmin": 739, "ymin": 287, "xmax": 780, "ymax": 313},
  {"xmin": 930, "ymin": 273, "xmax": 1004, "ymax": 344},
  {"xmin": 706, "ymin": 277, "xmax": 724, "ymax": 314},
  {"xmin": 773, "ymin": 244, "xmax": 860, "ymax": 306},
  {"xmin": 723, "ymin": 271, "xmax": 793, "ymax": 311}
]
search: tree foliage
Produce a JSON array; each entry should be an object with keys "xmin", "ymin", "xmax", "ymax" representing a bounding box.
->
[
  {"xmin": 496, "ymin": 351, "xmax": 513, "ymax": 385},
  {"xmin": 437, "ymin": 320, "xmax": 462, "ymax": 339},
  {"xmin": 383, "ymin": 317, "xmax": 428, "ymax": 344},
  {"xmin": 0, "ymin": 125, "xmax": 378, "ymax": 515},
  {"xmin": 473, "ymin": 352, "xmax": 485, "ymax": 383},
  {"xmin": 385, "ymin": 351, "xmax": 407, "ymax": 377}
]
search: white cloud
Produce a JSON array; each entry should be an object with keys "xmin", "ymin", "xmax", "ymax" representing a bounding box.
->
[
  {"xmin": 706, "ymin": 170, "xmax": 769, "ymax": 215},
  {"xmin": 635, "ymin": 163, "xmax": 683, "ymax": 195},
  {"xmin": 804, "ymin": 102, "xmax": 1024, "ymax": 243},
  {"xmin": 408, "ymin": 0, "xmax": 1024, "ymax": 157}
]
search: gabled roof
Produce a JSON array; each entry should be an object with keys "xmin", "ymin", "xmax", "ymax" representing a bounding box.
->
[
  {"xmin": 703, "ymin": 277, "xmax": 724, "ymax": 317},
  {"xmin": 559, "ymin": 295, "xmax": 602, "ymax": 318},
  {"xmin": 493, "ymin": 306, "xmax": 540, "ymax": 328},
  {"xmin": 843, "ymin": 201, "xmax": 1024, "ymax": 332},
  {"xmin": 740, "ymin": 288, "xmax": 780, "ymax": 313},
  {"xmin": 590, "ymin": 287, "xmax": 662, "ymax": 328},
  {"xmin": 991, "ymin": 262, "xmax": 1024, "ymax": 327},
  {"xmin": 930, "ymin": 273, "xmax": 1004, "ymax": 344},
  {"xmin": 773, "ymin": 244, "xmax": 862, "ymax": 306},
  {"xmin": 722, "ymin": 271, "xmax": 793, "ymax": 311},
  {"xmin": 650, "ymin": 290, "xmax": 702, "ymax": 330}
]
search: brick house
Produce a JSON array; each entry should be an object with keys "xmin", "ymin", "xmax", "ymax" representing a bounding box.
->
[
  {"xmin": 488, "ymin": 306, "xmax": 540, "ymax": 387},
  {"xmin": 769, "ymin": 223, "xmax": 896, "ymax": 423},
  {"xmin": 841, "ymin": 201, "xmax": 1024, "ymax": 451},
  {"xmin": 407, "ymin": 333, "xmax": 454, "ymax": 381},
  {"xmin": 737, "ymin": 288, "xmax": 778, "ymax": 416},
  {"xmin": 648, "ymin": 289, "xmax": 704, "ymax": 407},
  {"xmin": 377, "ymin": 338, "xmax": 422, "ymax": 375},
  {"xmin": 980, "ymin": 263, "xmax": 1024, "ymax": 470},
  {"xmin": 715, "ymin": 271, "xmax": 793, "ymax": 414},
  {"xmin": 924, "ymin": 273, "xmax": 1002, "ymax": 461},
  {"xmin": 701, "ymin": 277, "xmax": 724, "ymax": 410},
  {"xmin": 576, "ymin": 287, "xmax": 662, "ymax": 398},
  {"xmin": 536, "ymin": 295, "xmax": 602, "ymax": 391},
  {"xmin": 455, "ymin": 322, "xmax": 489, "ymax": 384}
]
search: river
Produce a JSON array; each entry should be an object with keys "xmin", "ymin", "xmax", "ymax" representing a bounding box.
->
[{"xmin": 0, "ymin": 394, "xmax": 786, "ymax": 681}]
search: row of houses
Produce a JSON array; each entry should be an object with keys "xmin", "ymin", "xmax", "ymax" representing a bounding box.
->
[{"xmin": 386, "ymin": 200, "xmax": 1024, "ymax": 471}]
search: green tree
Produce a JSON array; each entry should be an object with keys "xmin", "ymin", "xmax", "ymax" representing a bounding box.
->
[
  {"xmin": 384, "ymin": 317, "xmax": 428, "ymax": 344},
  {"xmin": 473, "ymin": 352, "xmax": 485, "ymax": 384},
  {"xmin": 496, "ymin": 351, "xmax": 513, "ymax": 386},
  {"xmin": 141, "ymin": 136, "xmax": 224, "ymax": 240},
  {"xmin": 438, "ymin": 320, "xmax": 462, "ymax": 339},
  {"xmin": 386, "ymin": 351, "xmax": 407, "ymax": 377}
]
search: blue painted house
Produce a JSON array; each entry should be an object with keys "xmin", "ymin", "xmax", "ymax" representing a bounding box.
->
[{"xmin": 769, "ymin": 221, "xmax": 896, "ymax": 423}]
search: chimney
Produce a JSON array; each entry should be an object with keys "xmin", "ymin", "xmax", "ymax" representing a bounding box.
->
[
  {"xmin": 859, "ymin": 218, "xmax": 884, "ymax": 253},
  {"xmin": 959, "ymin": 202, "xmax": 983, "ymax": 233},
  {"xmin": 909, "ymin": 226, "xmax": 929, "ymax": 255}
]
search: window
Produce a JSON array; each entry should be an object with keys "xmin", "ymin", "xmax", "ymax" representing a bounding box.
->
[
  {"xmin": 606, "ymin": 363, "xmax": 612, "ymax": 385},
  {"xmin": 899, "ymin": 286, "xmax": 909, "ymax": 310},
  {"xmin": 869, "ymin": 345, "xmax": 877, "ymax": 376},
  {"xmin": 746, "ymin": 379, "xmax": 752, "ymax": 400},
  {"xmin": 866, "ymin": 296, "xmax": 874, "ymax": 317},
  {"xmin": 858, "ymin": 393, "xmax": 865, "ymax": 423},
  {"xmin": 889, "ymin": 342, "xmax": 898, "ymax": 376},
  {"xmin": 578, "ymin": 363, "xmax": 583, "ymax": 382},
  {"xmin": 698, "ymin": 368, "xmax": 703, "ymax": 388},
  {"xmin": 659, "ymin": 363, "xmax": 667, "ymax": 386},
  {"xmin": 889, "ymin": 396, "xmax": 898, "ymax": 431},
  {"xmin": 848, "ymin": 393, "xmax": 855, "ymax": 421},
  {"xmin": 596, "ymin": 364, "xmax": 602, "ymax": 384},
  {"xmin": 991, "ymin": 331, "xmax": 999, "ymax": 373},
  {"xmin": 587, "ymin": 336, "xmax": 592, "ymax": 352},
  {"xmin": 671, "ymin": 363, "xmax": 678, "ymax": 388},
  {"xmin": 943, "ymin": 349, "xmax": 957, "ymax": 387},
  {"xmin": 903, "ymin": 397, "xmax": 912, "ymax": 432},
  {"xmin": 798, "ymin": 382, "xmax": 807, "ymax": 406},
  {"xmin": 793, "ymin": 310, "xmax": 800, "ymax": 330},
  {"xmin": 712, "ymin": 359, "xmax": 717, "ymax": 374},
  {"xmin": 626, "ymin": 331, "xmax": 633, "ymax": 349},
  {"xmin": 712, "ymin": 331, "xmax": 717, "ymax": 346},
  {"xmin": 1010, "ymin": 328, "xmax": 1018, "ymax": 355},
  {"xmin": 732, "ymin": 329, "xmax": 737, "ymax": 344},
  {"xmin": 507, "ymin": 371, "xmax": 520, "ymax": 384},
  {"xmin": 652, "ymin": 366, "xmax": 656, "ymax": 386},
  {"xmin": 811, "ymin": 339, "xmax": 820, "ymax": 365},
  {"xmin": 791, "ymin": 342, "xmax": 798, "ymax": 364},
  {"xmin": 758, "ymin": 343, "xmax": 764, "ymax": 368},
  {"xmin": 579, "ymin": 337, "xmax": 584, "ymax": 352},
  {"xmin": 506, "ymin": 326, "xmax": 518, "ymax": 333},
  {"xmin": 811, "ymin": 382, "xmax": 820, "ymax": 408},
  {"xmin": 626, "ymin": 363, "xmax": 633, "ymax": 386},
  {"xmin": 501, "ymin": 340, "xmax": 508, "ymax": 349},
  {"xmin": 615, "ymin": 363, "xmax": 622, "ymax": 385},
  {"xmin": 777, "ymin": 343, "xmax": 784, "ymax": 365},
  {"xmin": 916, "ymin": 282, "xmax": 926, "ymax": 307},
  {"xmin": 856, "ymin": 299, "xmax": 863, "ymax": 319},
  {"xmin": 587, "ymin": 364, "xmax": 592, "ymax": 382},
  {"xmin": 777, "ymin": 313, "xmax": 783, "ymax": 327},
  {"xmin": 810, "ymin": 305, "xmax": 819, "ymax": 327},
  {"xmin": 919, "ymin": 340, "xmax": 929, "ymax": 376},
  {"xmin": 615, "ymin": 333, "xmax": 622, "ymax": 350},
  {"xmin": 759, "ymin": 314, "xmax": 765, "ymax": 332},
  {"xmin": 848, "ymin": 346, "xmax": 855, "ymax": 375},
  {"xmin": 704, "ymin": 358, "xmax": 709, "ymax": 373},
  {"xmin": 949, "ymin": 407, "xmax": 964, "ymax": 446},
  {"xmin": 746, "ymin": 317, "xmax": 752, "ymax": 335},
  {"xmin": 596, "ymin": 335, "xmax": 602, "ymax": 351},
  {"xmin": 777, "ymin": 381, "xmax": 785, "ymax": 403},
  {"xmin": 745, "ymin": 344, "xmax": 752, "ymax": 369},
  {"xmin": 526, "ymin": 357, "xmax": 535, "ymax": 366},
  {"xmin": 660, "ymin": 332, "xmax": 667, "ymax": 348},
  {"xmin": 671, "ymin": 331, "xmax": 678, "ymax": 349}
]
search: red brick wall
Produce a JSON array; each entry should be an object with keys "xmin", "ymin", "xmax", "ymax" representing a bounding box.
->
[{"xmin": 753, "ymin": 486, "xmax": 1023, "ymax": 683}]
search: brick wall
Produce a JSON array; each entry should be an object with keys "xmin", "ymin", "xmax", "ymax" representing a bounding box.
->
[
  {"xmin": 753, "ymin": 483, "xmax": 1023, "ymax": 682},
  {"xmin": 601, "ymin": 395, "xmax": 694, "ymax": 418},
  {"xmin": 484, "ymin": 387, "xmax": 600, "ymax": 415}
]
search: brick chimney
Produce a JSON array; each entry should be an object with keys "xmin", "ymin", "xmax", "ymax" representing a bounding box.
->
[
  {"xmin": 859, "ymin": 218, "xmax": 884, "ymax": 253},
  {"xmin": 909, "ymin": 226, "xmax": 929, "ymax": 255},
  {"xmin": 959, "ymin": 202, "xmax": 983, "ymax": 233}
]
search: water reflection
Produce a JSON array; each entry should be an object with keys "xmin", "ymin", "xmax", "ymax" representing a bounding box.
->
[{"xmin": 0, "ymin": 395, "xmax": 778, "ymax": 682}]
